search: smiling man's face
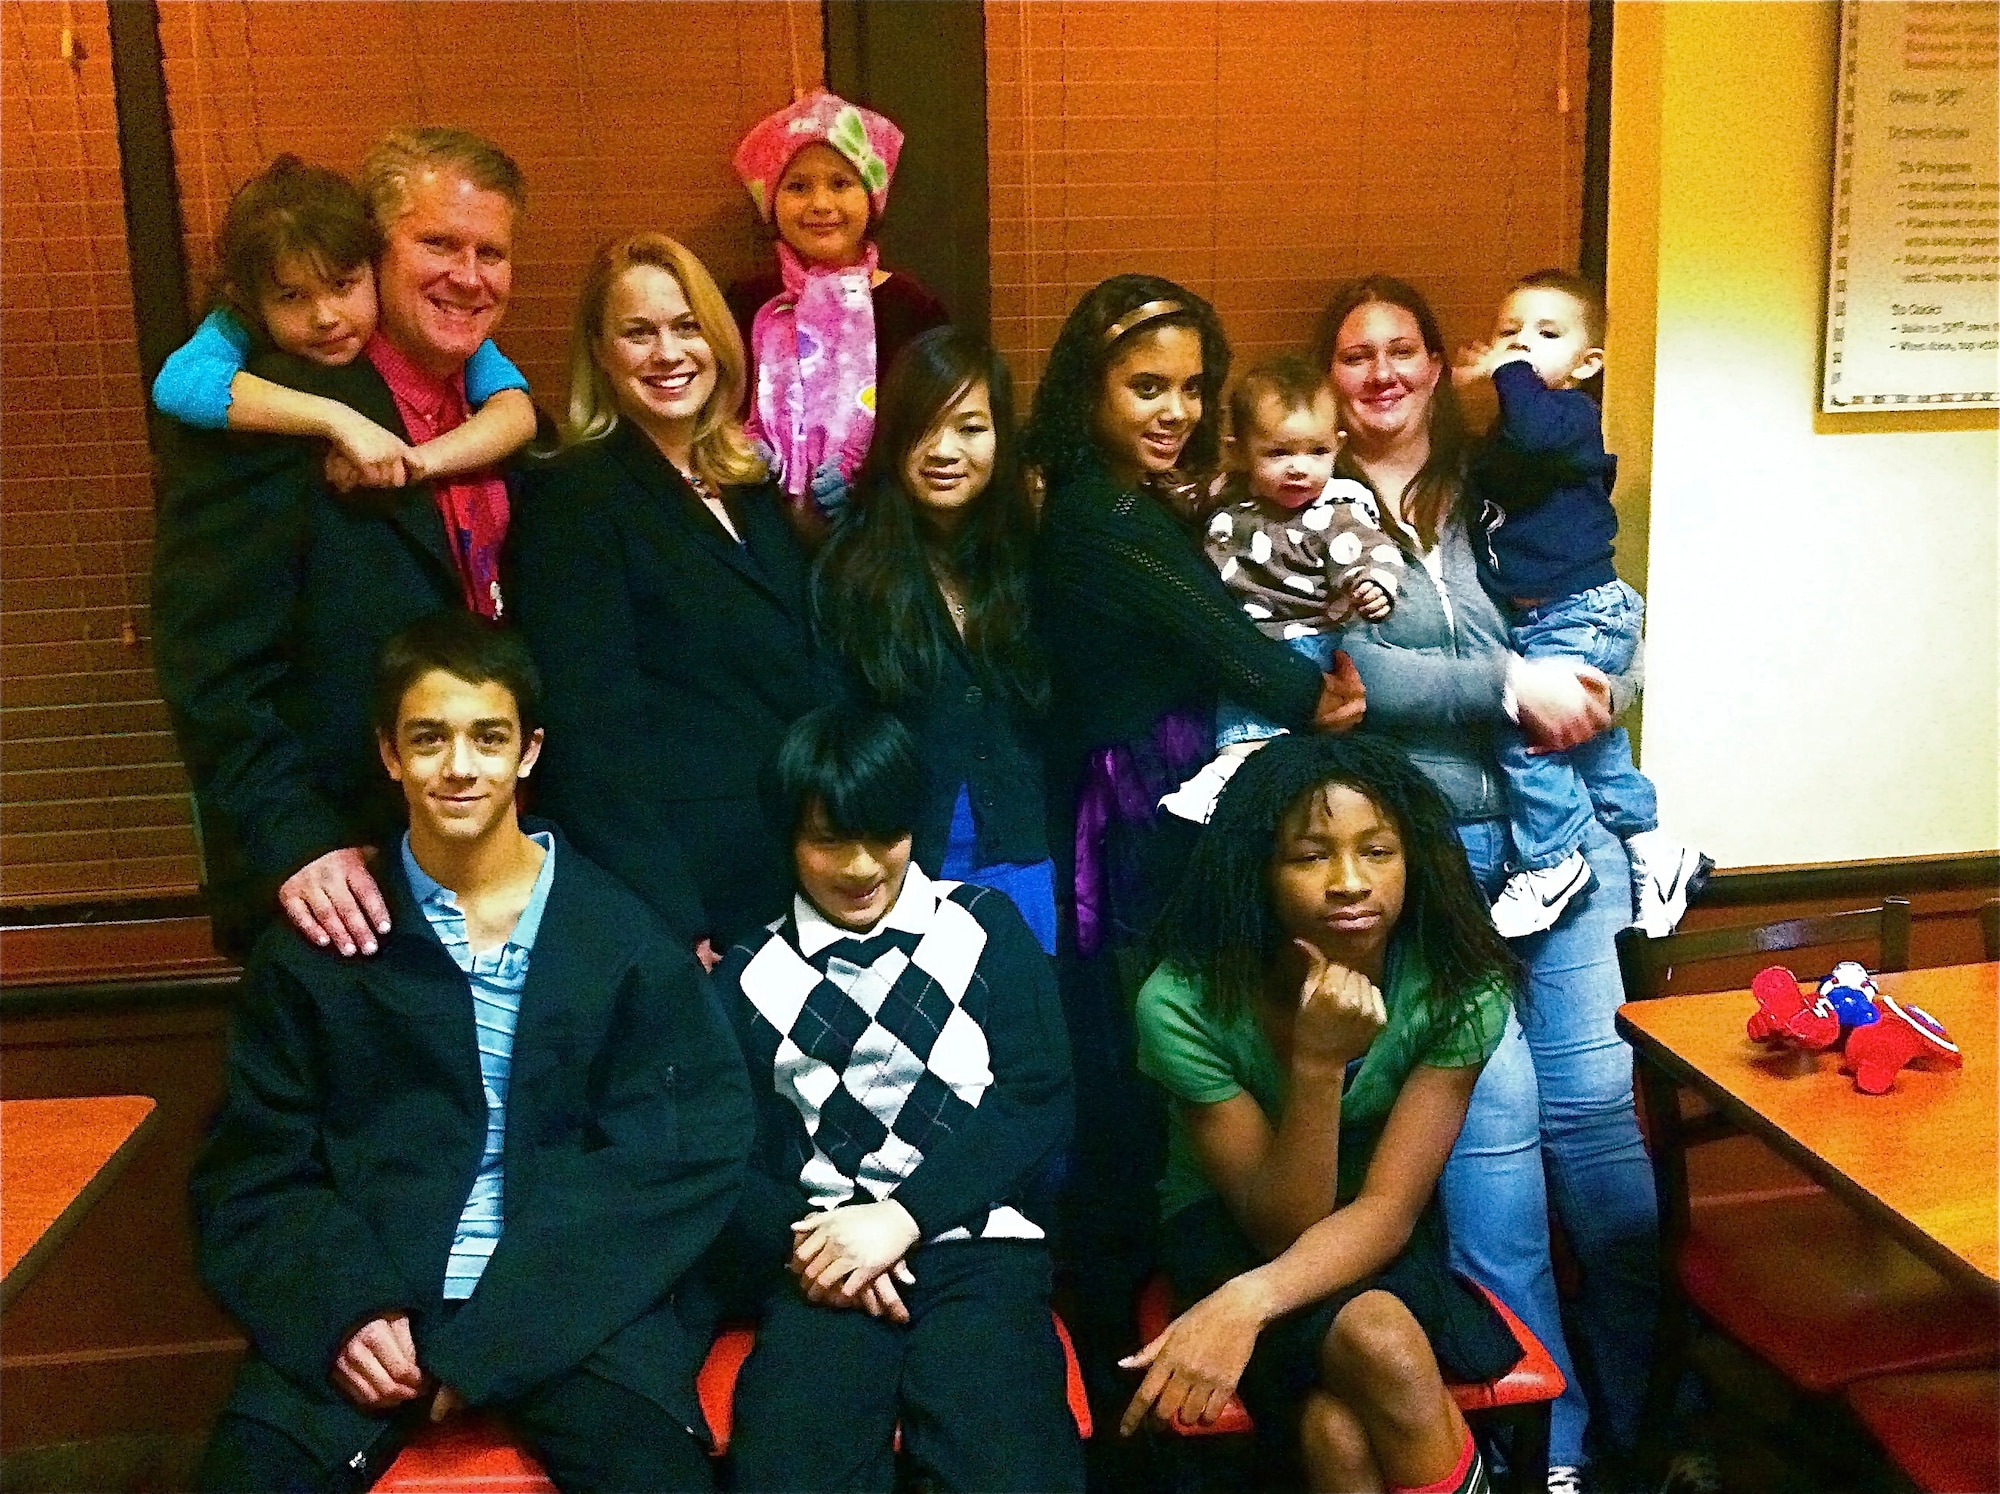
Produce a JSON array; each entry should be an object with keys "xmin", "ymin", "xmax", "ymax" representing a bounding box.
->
[{"xmin": 375, "ymin": 168, "xmax": 515, "ymax": 377}]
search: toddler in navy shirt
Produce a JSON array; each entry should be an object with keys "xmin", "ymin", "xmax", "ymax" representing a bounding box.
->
[{"xmin": 1457, "ymin": 270, "xmax": 1708, "ymax": 939}]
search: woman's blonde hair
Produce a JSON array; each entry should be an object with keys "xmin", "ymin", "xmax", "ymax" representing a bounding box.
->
[{"xmin": 560, "ymin": 232, "xmax": 767, "ymax": 489}]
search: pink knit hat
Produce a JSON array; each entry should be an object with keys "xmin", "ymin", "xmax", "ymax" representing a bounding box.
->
[{"xmin": 732, "ymin": 89, "xmax": 903, "ymax": 224}]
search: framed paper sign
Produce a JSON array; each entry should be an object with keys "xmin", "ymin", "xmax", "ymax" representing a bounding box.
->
[{"xmin": 1823, "ymin": 0, "xmax": 1999, "ymax": 410}]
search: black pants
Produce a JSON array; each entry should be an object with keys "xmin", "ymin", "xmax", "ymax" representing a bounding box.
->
[
  {"xmin": 197, "ymin": 1368, "xmax": 712, "ymax": 1494},
  {"xmin": 731, "ymin": 1241, "xmax": 1084, "ymax": 1494},
  {"xmin": 1162, "ymin": 1196, "xmax": 1521, "ymax": 1436}
]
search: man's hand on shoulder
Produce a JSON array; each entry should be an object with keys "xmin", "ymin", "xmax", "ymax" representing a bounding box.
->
[
  {"xmin": 281, "ymin": 846, "xmax": 391, "ymax": 957},
  {"xmin": 331, "ymin": 1310, "xmax": 426, "ymax": 1411}
]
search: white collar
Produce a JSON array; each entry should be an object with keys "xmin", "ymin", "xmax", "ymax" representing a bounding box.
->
[{"xmin": 793, "ymin": 860, "xmax": 939, "ymax": 958}]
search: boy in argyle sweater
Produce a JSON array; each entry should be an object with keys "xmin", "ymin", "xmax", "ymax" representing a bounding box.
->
[{"xmin": 715, "ymin": 704, "xmax": 1083, "ymax": 1494}]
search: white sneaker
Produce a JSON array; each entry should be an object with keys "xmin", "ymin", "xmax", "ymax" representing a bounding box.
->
[
  {"xmin": 1545, "ymin": 1467, "xmax": 1584, "ymax": 1494},
  {"xmin": 1490, "ymin": 850, "xmax": 1596, "ymax": 939},
  {"xmin": 1158, "ymin": 753, "xmax": 1244, "ymax": 824},
  {"xmin": 1626, "ymin": 829, "xmax": 1714, "ymax": 938}
]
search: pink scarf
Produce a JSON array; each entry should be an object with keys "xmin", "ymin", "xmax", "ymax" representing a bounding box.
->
[{"xmin": 746, "ymin": 239, "xmax": 880, "ymax": 507}]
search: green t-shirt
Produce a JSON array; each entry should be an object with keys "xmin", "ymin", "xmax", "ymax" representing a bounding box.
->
[{"xmin": 1135, "ymin": 944, "xmax": 1512, "ymax": 1221}]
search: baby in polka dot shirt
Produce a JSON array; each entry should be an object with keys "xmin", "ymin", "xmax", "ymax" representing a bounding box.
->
[
  {"xmin": 1160, "ymin": 358, "xmax": 1405, "ymax": 822},
  {"xmin": 1203, "ymin": 357, "xmax": 1403, "ymax": 744}
]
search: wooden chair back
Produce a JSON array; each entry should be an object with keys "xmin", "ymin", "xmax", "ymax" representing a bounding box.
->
[{"xmin": 1616, "ymin": 896, "xmax": 1911, "ymax": 1004}]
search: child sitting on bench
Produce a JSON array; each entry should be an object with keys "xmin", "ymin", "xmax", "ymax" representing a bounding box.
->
[
  {"xmin": 716, "ymin": 704, "xmax": 1083, "ymax": 1493},
  {"xmin": 191, "ymin": 613, "xmax": 751, "ymax": 1493}
]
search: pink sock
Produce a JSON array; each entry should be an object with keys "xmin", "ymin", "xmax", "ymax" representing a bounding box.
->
[{"xmin": 1390, "ymin": 1427, "xmax": 1487, "ymax": 1494}]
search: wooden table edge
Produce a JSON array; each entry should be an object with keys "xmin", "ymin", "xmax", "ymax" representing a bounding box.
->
[
  {"xmin": 1, "ymin": 1097, "xmax": 162, "ymax": 1312},
  {"xmin": 1616, "ymin": 1007, "xmax": 1999, "ymax": 1297}
]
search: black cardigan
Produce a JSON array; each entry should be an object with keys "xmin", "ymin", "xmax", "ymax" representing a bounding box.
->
[
  {"xmin": 1033, "ymin": 460, "xmax": 1324, "ymax": 770},
  {"xmin": 823, "ymin": 587, "xmax": 1050, "ymax": 872},
  {"xmin": 190, "ymin": 825, "xmax": 752, "ymax": 1471}
]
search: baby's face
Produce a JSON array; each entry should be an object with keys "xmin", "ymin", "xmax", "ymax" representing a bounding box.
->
[
  {"xmin": 1244, "ymin": 392, "xmax": 1341, "ymax": 511},
  {"xmin": 256, "ymin": 254, "xmax": 377, "ymax": 366},
  {"xmin": 1493, "ymin": 286, "xmax": 1602, "ymax": 389}
]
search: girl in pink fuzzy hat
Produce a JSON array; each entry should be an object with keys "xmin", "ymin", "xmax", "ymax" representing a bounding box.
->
[{"xmin": 728, "ymin": 89, "xmax": 948, "ymax": 538}]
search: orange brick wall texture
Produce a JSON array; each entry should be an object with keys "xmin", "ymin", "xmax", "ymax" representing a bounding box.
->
[
  {"xmin": 985, "ymin": 0, "xmax": 1590, "ymax": 395},
  {"xmin": 159, "ymin": 0, "xmax": 822, "ymax": 409},
  {"xmin": 1, "ymin": 0, "xmax": 204, "ymax": 904}
]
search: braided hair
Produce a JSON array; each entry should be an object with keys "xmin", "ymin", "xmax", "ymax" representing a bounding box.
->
[{"xmin": 1148, "ymin": 734, "xmax": 1520, "ymax": 1032}]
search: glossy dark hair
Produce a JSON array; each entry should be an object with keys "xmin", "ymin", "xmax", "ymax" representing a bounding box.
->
[
  {"xmin": 1023, "ymin": 274, "xmax": 1231, "ymax": 488},
  {"xmin": 1311, "ymin": 275, "xmax": 1469, "ymax": 550},
  {"xmin": 215, "ymin": 154, "xmax": 381, "ymax": 337},
  {"xmin": 1148, "ymin": 734, "xmax": 1520, "ymax": 1027},
  {"xmin": 372, "ymin": 611, "xmax": 542, "ymax": 739},
  {"xmin": 763, "ymin": 703, "xmax": 925, "ymax": 843},
  {"xmin": 813, "ymin": 328, "xmax": 1046, "ymax": 711}
]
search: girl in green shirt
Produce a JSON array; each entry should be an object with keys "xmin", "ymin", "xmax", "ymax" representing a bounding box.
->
[{"xmin": 1127, "ymin": 735, "xmax": 1521, "ymax": 1493}]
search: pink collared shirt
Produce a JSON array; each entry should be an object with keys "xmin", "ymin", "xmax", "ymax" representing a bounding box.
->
[{"xmin": 365, "ymin": 332, "xmax": 509, "ymax": 619}]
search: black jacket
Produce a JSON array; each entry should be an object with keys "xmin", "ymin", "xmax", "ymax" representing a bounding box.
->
[
  {"xmin": 506, "ymin": 423, "xmax": 827, "ymax": 947},
  {"xmin": 1033, "ymin": 460, "xmax": 1324, "ymax": 770},
  {"xmin": 190, "ymin": 825, "xmax": 752, "ymax": 1470},
  {"xmin": 150, "ymin": 354, "xmax": 464, "ymax": 954},
  {"xmin": 825, "ymin": 596, "xmax": 1051, "ymax": 874}
]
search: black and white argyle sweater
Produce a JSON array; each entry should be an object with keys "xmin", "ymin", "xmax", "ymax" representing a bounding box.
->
[{"xmin": 719, "ymin": 862, "xmax": 1072, "ymax": 1251}]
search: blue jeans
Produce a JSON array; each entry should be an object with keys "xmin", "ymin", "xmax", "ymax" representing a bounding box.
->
[
  {"xmin": 1215, "ymin": 631, "xmax": 1334, "ymax": 747},
  {"xmin": 1499, "ymin": 580, "xmax": 1658, "ymax": 870},
  {"xmin": 1441, "ymin": 817, "xmax": 1661, "ymax": 1466}
]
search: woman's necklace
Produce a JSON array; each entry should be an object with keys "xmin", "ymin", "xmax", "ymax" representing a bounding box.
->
[
  {"xmin": 675, "ymin": 460, "xmax": 741, "ymax": 542},
  {"xmin": 928, "ymin": 556, "xmax": 969, "ymax": 636}
]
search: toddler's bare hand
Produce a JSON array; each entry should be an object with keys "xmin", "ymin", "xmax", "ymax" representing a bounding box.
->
[{"xmin": 1349, "ymin": 578, "xmax": 1393, "ymax": 622}]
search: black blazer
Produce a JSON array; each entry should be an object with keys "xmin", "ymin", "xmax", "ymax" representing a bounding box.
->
[
  {"xmin": 507, "ymin": 422, "xmax": 826, "ymax": 947},
  {"xmin": 150, "ymin": 354, "xmax": 464, "ymax": 954},
  {"xmin": 190, "ymin": 825, "xmax": 753, "ymax": 1473}
]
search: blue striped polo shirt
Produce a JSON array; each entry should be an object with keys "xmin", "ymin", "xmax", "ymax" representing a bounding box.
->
[{"xmin": 401, "ymin": 831, "xmax": 557, "ymax": 1299}]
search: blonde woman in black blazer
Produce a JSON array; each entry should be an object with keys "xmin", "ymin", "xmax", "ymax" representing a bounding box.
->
[{"xmin": 509, "ymin": 232, "xmax": 824, "ymax": 960}]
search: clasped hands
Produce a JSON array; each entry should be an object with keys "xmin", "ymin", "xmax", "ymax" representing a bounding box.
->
[
  {"xmin": 322, "ymin": 410, "xmax": 454, "ymax": 493},
  {"xmin": 789, "ymin": 1199, "xmax": 922, "ymax": 1325},
  {"xmin": 332, "ymin": 1310, "xmax": 461, "ymax": 1422}
]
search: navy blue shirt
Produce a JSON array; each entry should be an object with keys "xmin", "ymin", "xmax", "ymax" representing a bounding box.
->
[{"xmin": 1471, "ymin": 360, "xmax": 1620, "ymax": 602}]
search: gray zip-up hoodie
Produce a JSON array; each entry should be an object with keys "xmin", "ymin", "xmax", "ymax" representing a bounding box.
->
[
  {"xmin": 1337, "ymin": 517, "xmax": 1513, "ymax": 822},
  {"xmin": 1338, "ymin": 515, "xmax": 1641, "ymax": 827}
]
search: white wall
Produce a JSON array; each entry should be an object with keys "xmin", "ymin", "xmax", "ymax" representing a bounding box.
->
[{"xmin": 1610, "ymin": 1, "xmax": 1998, "ymax": 869}]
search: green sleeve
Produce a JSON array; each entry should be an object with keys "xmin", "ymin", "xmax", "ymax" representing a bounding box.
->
[
  {"xmin": 1135, "ymin": 965, "xmax": 1244, "ymax": 1106},
  {"xmin": 1423, "ymin": 973, "xmax": 1514, "ymax": 1069}
]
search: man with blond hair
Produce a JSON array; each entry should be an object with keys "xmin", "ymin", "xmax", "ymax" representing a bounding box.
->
[{"xmin": 155, "ymin": 128, "xmax": 535, "ymax": 960}]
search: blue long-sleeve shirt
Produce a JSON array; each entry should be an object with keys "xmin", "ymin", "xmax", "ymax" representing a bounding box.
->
[
  {"xmin": 152, "ymin": 307, "xmax": 529, "ymax": 430},
  {"xmin": 1470, "ymin": 359, "xmax": 1620, "ymax": 601}
]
